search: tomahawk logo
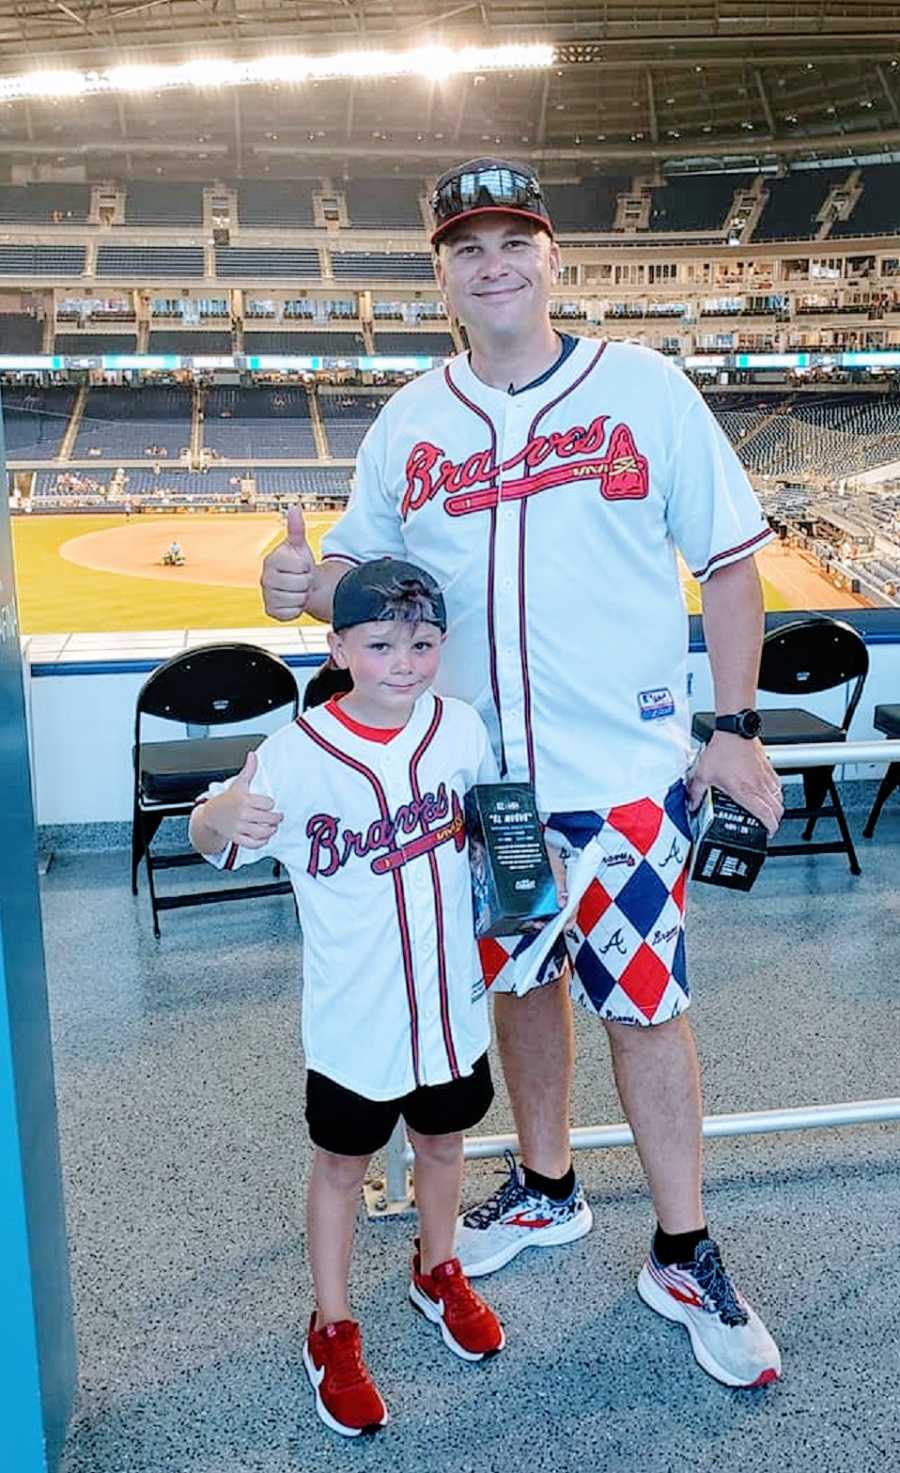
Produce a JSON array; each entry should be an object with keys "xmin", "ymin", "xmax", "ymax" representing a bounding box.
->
[{"xmin": 401, "ymin": 417, "xmax": 649, "ymax": 520}]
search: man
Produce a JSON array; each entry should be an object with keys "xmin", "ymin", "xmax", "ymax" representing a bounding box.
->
[{"xmin": 261, "ymin": 159, "xmax": 784, "ymax": 1388}]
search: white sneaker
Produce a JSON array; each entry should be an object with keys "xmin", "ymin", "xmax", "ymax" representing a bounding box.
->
[
  {"xmin": 637, "ymin": 1238, "xmax": 782, "ymax": 1388},
  {"xmin": 454, "ymin": 1152, "xmax": 593, "ymax": 1278}
]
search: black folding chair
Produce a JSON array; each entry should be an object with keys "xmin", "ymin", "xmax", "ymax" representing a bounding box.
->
[
  {"xmin": 692, "ymin": 616, "xmax": 869, "ymax": 875},
  {"xmin": 132, "ymin": 642, "xmax": 298, "ymax": 937},
  {"xmin": 862, "ymin": 704, "xmax": 900, "ymax": 839}
]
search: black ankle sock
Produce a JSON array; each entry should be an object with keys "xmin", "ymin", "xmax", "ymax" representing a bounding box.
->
[
  {"xmin": 653, "ymin": 1224, "xmax": 709, "ymax": 1266},
  {"xmin": 523, "ymin": 1164, "xmax": 576, "ymax": 1202}
]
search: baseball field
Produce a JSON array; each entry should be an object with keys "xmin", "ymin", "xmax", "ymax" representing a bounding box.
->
[{"xmin": 10, "ymin": 509, "xmax": 867, "ymax": 635}]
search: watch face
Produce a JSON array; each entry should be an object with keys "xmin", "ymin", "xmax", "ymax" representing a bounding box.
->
[{"xmin": 740, "ymin": 709, "xmax": 762, "ymax": 738}]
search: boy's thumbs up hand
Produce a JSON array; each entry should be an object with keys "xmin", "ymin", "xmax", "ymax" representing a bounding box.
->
[
  {"xmin": 262, "ymin": 503, "xmax": 315, "ymax": 621},
  {"xmin": 234, "ymin": 749, "xmax": 258, "ymax": 787},
  {"xmin": 207, "ymin": 749, "xmax": 283, "ymax": 849}
]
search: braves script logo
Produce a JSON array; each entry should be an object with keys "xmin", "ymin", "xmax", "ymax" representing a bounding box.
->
[
  {"xmin": 401, "ymin": 417, "xmax": 649, "ymax": 520},
  {"xmin": 306, "ymin": 785, "xmax": 466, "ymax": 877}
]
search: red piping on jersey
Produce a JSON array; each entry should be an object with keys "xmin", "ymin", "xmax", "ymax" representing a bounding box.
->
[
  {"xmin": 224, "ymin": 842, "xmax": 239, "ymax": 870},
  {"xmin": 321, "ymin": 551, "xmax": 362, "ymax": 565},
  {"xmin": 407, "ymin": 696, "xmax": 460, "ymax": 1080},
  {"xmin": 295, "ymin": 715, "xmax": 423, "ymax": 1087},
  {"xmin": 692, "ymin": 525, "xmax": 773, "ymax": 581},
  {"xmin": 515, "ymin": 341, "xmax": 609, "ymax": 785},
  {"xmin": 443, "ymin": 362, "xmax": 507, "ymax": 775}
]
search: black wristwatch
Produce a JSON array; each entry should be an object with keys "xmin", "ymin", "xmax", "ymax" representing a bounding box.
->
[{"xmin": 714, "ymin": 708, "xmax": 762, "ymax": 740}]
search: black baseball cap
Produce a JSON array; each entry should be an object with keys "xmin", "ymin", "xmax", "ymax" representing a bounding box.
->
[
  {"xmin": 430, "ymin": 157, "xmax": 554, "ymax": 246},
  {"xmin": 332, "ymin": 558, "xmax": 447, "ymax": 633}
]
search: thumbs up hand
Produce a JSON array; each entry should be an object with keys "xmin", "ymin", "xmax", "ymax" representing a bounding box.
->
[
  {"xmin": 199, "ymin": 749, "xmax": 284, "ymax": 850},
  {"xmin": 262, "ymin": 503, "xmax": 315, "ymax": 621}
]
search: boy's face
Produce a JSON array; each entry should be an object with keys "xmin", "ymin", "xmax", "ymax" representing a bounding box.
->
[{"xmin": 328, "ymin": 619, "xmax": 443, "ymax": 715}]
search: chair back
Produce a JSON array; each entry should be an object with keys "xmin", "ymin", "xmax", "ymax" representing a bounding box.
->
[
  {"xmin": 137, "ymin": 643, "xmax": 298, "ymax": 727},
  {"xmin": 758, "ymin": 617, "xmax": 869, "ymax": 731}
]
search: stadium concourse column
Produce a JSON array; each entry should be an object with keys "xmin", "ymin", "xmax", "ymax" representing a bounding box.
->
[{"xmin": 0, "ymin": 399, "xmax": 76, "ymax": 1468}]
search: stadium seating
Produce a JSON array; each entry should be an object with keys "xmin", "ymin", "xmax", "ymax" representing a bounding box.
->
[
  {"xmin": 319, "ymin": 394, "xmax": 388, "ymax": 456},
  {"xmin": 649, "ymin": 173, "xmax": 753, "ymax": 233},
  {"xmin": 1, "ymin": 314, "xmax": 43, "ymax": 353},
  {"xmin": 753, "ymin": 169, "xmax": 846, "ymax": 241},
  {"xmin": 372, "ymin": 331, "xmax": 454, "ymax": 355},
  {"xmin": 831, "ymin": 164, "xmax": 900, "ymax": 238},
  {"xmin": 252, "ymin": 466, "xmax": 352, "ymax": 496},
  {"xmin": 0, "ymin": 184, "xmax": 91, "ymax": 223},
  {"xmin": 0, "ymin": 246, "xmax": 86, "ymax": 276},
  {"xmin": 203, "ymin": 386, "xmax": 317, "ymax": 458},
  {"xmin": 124, "ymin": 181, "xmax": 203, "ymax": 225},
  {"xmin": 148, "ymin": 330, "xmax": 233, "ymax": 354},
  {"xmin": 215, "ymin": 247, "xmax": 320, "ymax": 279},
  {"xmin": 96, "ymin": 247, "xmax": 205, "ymax": 277},
  {"xmin": 726, "ymin": 393, "xmax": 900, "ymax": 481},
  {"xmin": 543, "ymin": 176, "xmax": 630, "ymax": 232},
  {"xmin": 243, "ymin": 330, "xmax": 364, "ymax": 356},
  {"xmin": 72, "ymin": 385, "xmax": 192, "ymax": 458},
  {"xmin": 2, "ymin": 387, "xmax": 77, "ymax": 459},
  {"xmin": 55, "ymin": 333, "xmax": 138, "ymax": 355},
  {"xmin": 331, "ymin": 252, "xmax": 433, "ymax": 281},
  {"xmin": 344, "ymin": 177, "xmax": 423, "ymax": 228},
  {"xmin": 235, "ymin": 180, "xmax": 317, "ymax": 227}
]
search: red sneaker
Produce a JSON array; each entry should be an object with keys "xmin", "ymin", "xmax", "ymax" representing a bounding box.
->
[
  {"xmin": 302, "ymin": 1313, "xmax": 389, "ymax": 1437},
  {"xmin": 409, "ymin": 1244, "xmax": 506, "ymax": 1360}
]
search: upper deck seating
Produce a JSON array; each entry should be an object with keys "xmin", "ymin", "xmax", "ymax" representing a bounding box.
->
[
  {"xmin": 215, "ymin": 247, "xmax": 320, "ymax": 279},
  {"xmin": 331, "ymin": 252, "xmax": 433, "ymax": 281},
  {"xmin": 235, "ymin": 180, "xmax": 317, "ymax": 227},
  {"xmin": 344, "ymin": 177, "xmax": 423, "ymax": 228},
  {"xmin": 753, "ymin": 169, "xmax": 846, "ymax": 241},
  {"xmin": 124, "ymin": 182, "xmax": 203, "ymax": 226},
  {"xmin": 543, "ymin": 175, "xmax": 630, "ymax": 232},
  {"xmin": 0, "ymin": 246, "xmax": 86, "ymax": 276},
  {"xmin": 1, "ymin": 386, "xmax": 77, "ymax": 459},
  {"xmin": 0, "ymin": 184, "xmax": 91, "ymax": 223},
  {"xmin": 203, "ymin": 386, "xmax": 317, "ymax": 458},
  {"xmin": 648, "ymin": 173, "xmax": 753, "ymax": 232},
  {"xmin": 96, "ymin": 247, "xmax": 205, "ymax": 277},
  {"xmin": 372, "ymin": 331, "xmax": 454, "ymax": 356},
  {"xmin": 72, "ymin": 385, "xmax": 192, "ymax": 458}
]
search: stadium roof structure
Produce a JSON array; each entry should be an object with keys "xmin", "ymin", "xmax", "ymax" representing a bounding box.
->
[{"xmin": 3, "ymin": 1, "xmax": 900, "ymax": 179}]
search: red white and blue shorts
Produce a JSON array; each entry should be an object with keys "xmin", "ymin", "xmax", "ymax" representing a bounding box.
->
[{"xmin": 479, "ymin": 781, "xmax": 692, "ymax": 1028}]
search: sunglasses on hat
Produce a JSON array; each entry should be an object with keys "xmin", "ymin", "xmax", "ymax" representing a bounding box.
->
[{"xmin": 430, "ymin": 157, "xmax": 554, "ymax": 245}]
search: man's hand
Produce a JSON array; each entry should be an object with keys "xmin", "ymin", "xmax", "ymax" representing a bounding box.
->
[
  {"xmin": 195, "ymin": 751, "xmax": 284, "ymax": 851},
  {"xmin": 261, "ymin": 504, "xmax": 314, "ymax": 621},
  {"xmin": 687, "ymin": 732, "xmax": 783, "ymax": 837}
]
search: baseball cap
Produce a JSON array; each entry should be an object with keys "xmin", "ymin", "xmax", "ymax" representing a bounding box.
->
[
  {"xmin": 332, "ymin": 557, "xmax": 447, "ymax": 633},
  {"xmin": 430, "ymin": 157, "xmax": 554, "ymax": 246}
]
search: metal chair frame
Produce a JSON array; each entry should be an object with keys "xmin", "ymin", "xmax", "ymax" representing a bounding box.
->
[{"xmin": 131, "ymin": 642, "xmax": 298, "ymax": 937}]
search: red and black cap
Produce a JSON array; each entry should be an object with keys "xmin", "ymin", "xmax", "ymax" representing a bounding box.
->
[
  {"xmin": 429, "ymin": 157, "xmax": 554, "ymax": 246},
  {"xmin": 332, "ymin": 557, "xmax": 447, "ymax": 633}
]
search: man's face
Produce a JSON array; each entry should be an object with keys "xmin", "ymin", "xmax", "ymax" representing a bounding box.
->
[{"xmin": 434, "ymin": 215, "xmax": 559, "ymax": 342}]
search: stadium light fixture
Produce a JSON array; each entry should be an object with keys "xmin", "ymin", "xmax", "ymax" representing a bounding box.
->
[{"xmin": 0, "ymin": 43, "xmax": 554, "ymax": 103}]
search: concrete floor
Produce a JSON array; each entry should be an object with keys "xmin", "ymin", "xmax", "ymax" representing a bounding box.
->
[{"xmin": 45, "ymin": 804, "xmax": 900, "ymax": 1473}]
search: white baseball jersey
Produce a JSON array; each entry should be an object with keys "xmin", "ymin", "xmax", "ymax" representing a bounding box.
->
[
  {"xmin": 203, "ymin": 692, "xmax": 497, "ymax": 1100},
  {"xmin": 322, "ymin": 338, "xmax": 774, "ymax": 811}
]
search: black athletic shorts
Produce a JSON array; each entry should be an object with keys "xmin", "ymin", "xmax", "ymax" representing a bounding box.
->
[{"xmin": 306, "ymin": 1052, "xmax": 493, "ymax": 1157}]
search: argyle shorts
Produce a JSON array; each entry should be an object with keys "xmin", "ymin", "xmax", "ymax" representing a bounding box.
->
[{"xmin": 479, "ymin": 780, "xmax": 692, "ymax": 1027}]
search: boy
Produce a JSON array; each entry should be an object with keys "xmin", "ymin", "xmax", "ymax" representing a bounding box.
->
[{"xmin": 190, "ymin": 557, "xmax": 505, "ymax": 1438}]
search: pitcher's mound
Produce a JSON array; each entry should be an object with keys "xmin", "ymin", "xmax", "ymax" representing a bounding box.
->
[{"xmin": 59, "ymin": 515, "xmax": 283, "ymax": 589}]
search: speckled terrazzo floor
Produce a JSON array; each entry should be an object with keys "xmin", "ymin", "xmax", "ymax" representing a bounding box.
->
[{"xmin": 44, "ymin": 809, "xmax": 900, "ymax": 1473}]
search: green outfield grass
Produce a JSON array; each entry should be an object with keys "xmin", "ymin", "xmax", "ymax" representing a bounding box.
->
[{"xmin": 11, "ymin": 510, "xmax": 792, "ymax": 635}]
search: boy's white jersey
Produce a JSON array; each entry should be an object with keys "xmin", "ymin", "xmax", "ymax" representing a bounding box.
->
[
  {"xmin": 203, "ymin": 692, "xmax": 497, "ymax": 1100},
  {"xmin": 322, "ymin": 339, "xmax": 774, "ymax": 811}
]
